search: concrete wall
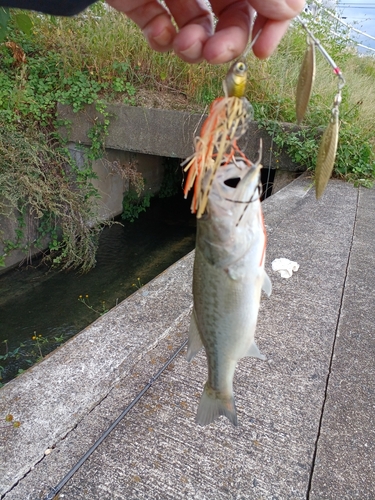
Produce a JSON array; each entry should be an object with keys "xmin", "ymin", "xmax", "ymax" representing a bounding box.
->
[
  {"xmin": 1, "ymin": 104, "xmax": 305, "ymax": 272},
  {"xmin": 57, "ymin": 103, "xmax": 303, "ymax": 172},
  {"xmin": 58, "ymin": 103, "xmax": 305, "ymax": 209},
  {"xmin": 0, "ymin": 205, "xmax": 49, "ymax": 271},
  {"xmin": 0, "ymin": 146, "xmax": 165, "ymax": 272}
]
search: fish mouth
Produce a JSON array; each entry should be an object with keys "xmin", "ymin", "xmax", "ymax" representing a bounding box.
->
[
  {"xmin": 204, "ymin": 141, "xmax": 263, "ymax": 222},
  {"xmin": 221, "ymin": 157, "xmax": 262, "ymax": 205},
  {"xmin": 223, "ymin": 177, "xmax": 241, "ymax": 188}
]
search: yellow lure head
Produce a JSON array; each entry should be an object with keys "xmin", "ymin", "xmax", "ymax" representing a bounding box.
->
[{"xmin": 223, "ymin": 59, "xmax": 247, "ymax": 98}]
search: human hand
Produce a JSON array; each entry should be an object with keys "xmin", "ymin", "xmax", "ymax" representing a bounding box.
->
[{"xmin": 106, "ymin": 0, "xmax": 305, "ymax": 64}]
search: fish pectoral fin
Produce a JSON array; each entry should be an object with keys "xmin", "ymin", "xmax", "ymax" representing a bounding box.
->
[
  {"xmin": 262, "ymin": 271, "xmax": 272, "ymax": 297},
  {"xmin": 196, "ymin": 384, "xmax": 237, "ymax": 427},
  {"xmin": 245, "ymin": 341, "xmax": 267, "ymax": 361},
  {"xmin": 186, "ymin": 309, "xmax": 203, "ymax": 362}
]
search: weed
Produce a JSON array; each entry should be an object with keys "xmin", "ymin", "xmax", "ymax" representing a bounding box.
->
[
  {"xmin": 159, "ymin": 158, "xmax": 183, "ymax": 199},
  {"xmin": 31, "ymin": 333, "xmax": 47, "ymax": 360},
  {"xmin": 0, "ymin": 127, "xmax": 108, "ymax": 272},
  {"xmin": 0, "ymin": 333, "xmax": 70, "ymax": 385},
  {"xmin": 120, "ymin": 160, "xmax": 151, "ymax": 222},
  {"xmin": 0, "ymin": 340, "xmax": 25, "ymax": 382},
  {"xmin": 78, "ymin": 294, "xmax": 109, "ymax": 316},
  {"xmin": 122, "ymin": 190, "xmax": 151, "ymax": 223},
  {"xmin": 132, "ymin": 277, "xmax": 144, "ymax": 289}
]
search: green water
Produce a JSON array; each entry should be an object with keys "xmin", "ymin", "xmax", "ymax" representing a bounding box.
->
[{"xmin": 0, "ymin": 195, "xmax": 196, "ymax": 383}]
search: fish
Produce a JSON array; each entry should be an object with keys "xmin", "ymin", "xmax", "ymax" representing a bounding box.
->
[
  {"xmin": 296, "ymin": 36, "xmax": 316, "ymax": 124},
  {"xmin": 186, "ymin": 151, "xmax": 272, "ymax": 426},
  {"xmin": 223, "ymin": 58, "xmax": 247, "ymax": 98},
  {"xmin": 315, "ymin": 107, "xmax": 339, "ymax": 199}
]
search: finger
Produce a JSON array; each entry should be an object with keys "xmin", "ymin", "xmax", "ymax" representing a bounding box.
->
[
  {"xmin": 107, "ymin": 0, "xmax": 213, "ymax": 57},
  {"xmin": 173, "ymin": 24, "xmax": 211, "ymax": 63},
  {"xmin": 167, "ymin": 0, "xmax": 213, "ymax": 62},
  {"xmin": 252, "ymin": 15, "xmax": 291, "ymax": 59},
  {"xmin": 202, "ymin": 1, "xmax": 254, "ymax": 64},
  {"xmin": 164, "ymin": 0, "xmax": 212, "ymax": 30},
  {"xmin": 250, "ymin": 0, "xmax": 305, "ymax": 21},
  {"xmin": 106, "ymin": 0, "xmax": 176, "ymax": 52}
]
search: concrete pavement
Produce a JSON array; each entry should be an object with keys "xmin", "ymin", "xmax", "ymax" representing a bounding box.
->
[{"xmin": 1, "ymin": 175, "xmax": 374, "ymax": 499}]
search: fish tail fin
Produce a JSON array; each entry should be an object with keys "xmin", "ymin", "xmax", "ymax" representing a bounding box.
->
[{"xmin": 196, "ymin": 384, "xmax": 237, "ymax": 426}]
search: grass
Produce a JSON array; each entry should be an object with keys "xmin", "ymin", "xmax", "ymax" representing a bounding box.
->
[
  {"xmin": 0, "ymin": 126, "xmax": 108, "ymax": 271},
  {"xmin": 4, "ymin": 4, "xmax": 375, "ymax": 124},
  {"xmin": 29, "ymin": 4, "xmax": 224, "ymax": 106},
  {"xmin": 0, "ymin": 3, "xmax": 374, "ymax": 270},
  {"xmin": 5, "ymin": 4, "xmax": 375, "ymax": 151}
]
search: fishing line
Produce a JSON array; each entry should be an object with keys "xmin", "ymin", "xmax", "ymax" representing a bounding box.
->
[
  {"xmin": 224, "ymin": 184, "xmax": 261, "ymax": 205},
  {"xmin": 264, "ymin": 7, "xmax": 346, "ymax": 198},
  {"xmin": 43, "ymin": 339, "xmax": 188, "ymax": 500}
]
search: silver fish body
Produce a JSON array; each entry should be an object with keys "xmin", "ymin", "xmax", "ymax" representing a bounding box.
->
[{"xmin": 187, "ymin": 156, "xmax": 272, "ymax": 426}]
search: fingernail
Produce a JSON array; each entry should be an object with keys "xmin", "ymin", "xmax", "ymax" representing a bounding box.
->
[
  {"xmin": 179, "ymin": 41, "xmax": 202, "ymax": 62},
  {"xmin": 153, "ymin": 27, "xmax": 173, "ymax": 47}
]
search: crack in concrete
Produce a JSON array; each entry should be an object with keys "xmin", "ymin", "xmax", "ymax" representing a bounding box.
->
[
  {"xmin": 306, "ymin": 187, "xmax": 360, "ymax": 499},
  {"xmin": 1, "ymin": 451, "xmax": 47, "ymax": 500}
]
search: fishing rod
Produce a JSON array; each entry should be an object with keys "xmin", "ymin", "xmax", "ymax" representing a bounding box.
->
[{"xmin": 43, "ymin": 339, "xmax": 188, "ymax": 500}]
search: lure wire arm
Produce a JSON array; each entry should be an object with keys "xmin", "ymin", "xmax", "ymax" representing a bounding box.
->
[
  {"xmin": 296, "ymin": 14, "xmax": 345, "ymax": 93},
  {"xmin": 242, "ymin": 28, "xmax": 262, "ymax": 59}
]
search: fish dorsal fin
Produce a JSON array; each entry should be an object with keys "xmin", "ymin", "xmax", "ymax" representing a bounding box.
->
[{"xmin": 262, "ymin": 271, "xmax": 272, "ymax": 297}]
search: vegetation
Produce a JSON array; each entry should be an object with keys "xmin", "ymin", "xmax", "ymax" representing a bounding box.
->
[
  {"xmin": 0, "ymin": 3, "xmax": 374, "ymax": 268},
  {"xmin": 0, "ymin": 333, "xmax": 69, "ymax": 385},
  {"xmin": 0, "ymin": 127, "xmax": 108, "ymax": 271},
  {"xmin": 120, "ymin": 160, "xmax": 151, "ymax": 222},
  {"xmin": 253, "ymin": 15, "xmax": 375, "ymax": 186},
  {"xmin": 78, "ymin": 294, "xmax": 109, "ymax": 316}
]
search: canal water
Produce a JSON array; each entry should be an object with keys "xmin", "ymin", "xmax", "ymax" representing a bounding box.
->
[{"xmin": 0, "ymin": 194, "xmax": 196, "ymax": 383}]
